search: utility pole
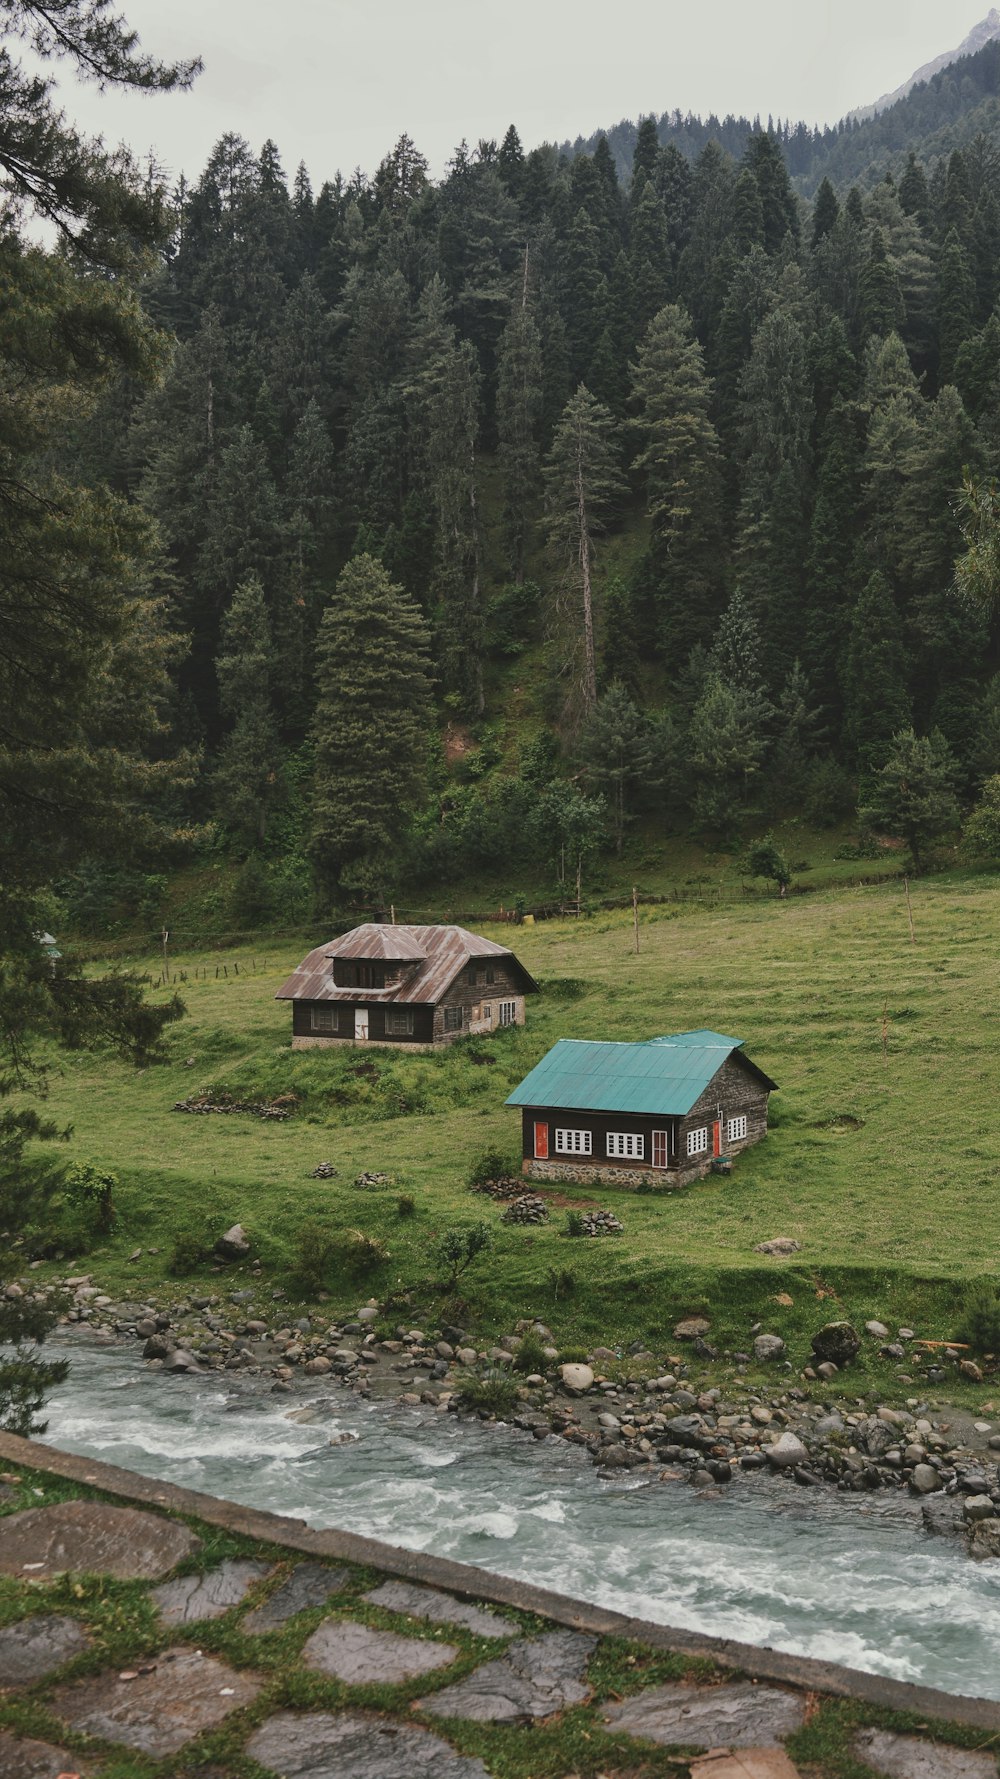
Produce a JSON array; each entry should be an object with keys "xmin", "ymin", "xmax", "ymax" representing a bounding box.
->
[{"xmin": 632, "ymin": 884, "xmax": 640, "ymax": 955}]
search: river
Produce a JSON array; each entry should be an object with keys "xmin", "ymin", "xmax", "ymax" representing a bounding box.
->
[{"xmin": 34, "ymin": 1336, "xmax": 1000, "ymax": 1702}]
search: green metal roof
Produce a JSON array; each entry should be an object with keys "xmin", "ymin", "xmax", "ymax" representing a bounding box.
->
[{"xmin": 505, "ymin": 1030, "xmax": 776, "ymax": 1118}]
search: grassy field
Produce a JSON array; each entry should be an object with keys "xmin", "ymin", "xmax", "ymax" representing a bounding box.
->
[{"xmin": 23, "ymin": 868, "xmax": 1000, "ymax": 1367}]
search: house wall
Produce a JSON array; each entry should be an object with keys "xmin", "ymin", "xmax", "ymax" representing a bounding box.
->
[
  {"xmin": 291, "ymin": 1000, "xmax": 435, "ymax": 1048},
  {"xmin": 677, "ymin": 1055, "xmax": 770, "ymax": 1161},
  {"xmin": 434, "ymin": 961, "xmax": 526, "ymax": 1044}
]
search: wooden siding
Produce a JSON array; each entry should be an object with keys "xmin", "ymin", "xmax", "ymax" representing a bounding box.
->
[
  {"xmin": 292, "ymin": 1000, "xmax": 435, "ymax": 1045},
  {"xmin": 676, "ymin": 1054, "xmax": 770, "ymax": 1158},
  {"xmin": 521, "ymin": 1107, "xmax": 682, "ymax": 1169}
]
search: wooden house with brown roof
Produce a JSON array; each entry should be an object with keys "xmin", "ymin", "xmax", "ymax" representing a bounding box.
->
[{"xmin": 276, "ymin": 923, "xmax": 538, "ymax": 1050}]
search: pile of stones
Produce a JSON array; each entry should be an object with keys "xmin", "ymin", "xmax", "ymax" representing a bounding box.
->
[
  {"xmin": 470, "ymin": 1174, "xmax": 524, "ymax": 1200},
  {"xmin": 308, "ymin": 1162, "xmax": 339, "ymax": 1180},
  {"xmin": 501, "ymin": 1195, "xmax": 550, "ymax": 1225},
  {"xmin": 353, "ymin": 1172, "xmax": 392, "ymax": 1189},
  {"xmin": 575, "ymin": 1210, "xmax": 623, "ymax": 1237},
  {"xmin": 172, "ymin": 1093, "xmax": 294, "ymax": 1121}
]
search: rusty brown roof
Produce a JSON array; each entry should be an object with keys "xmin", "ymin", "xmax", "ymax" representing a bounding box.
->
[{"xmin": 275, "ymin": 924, "xmax": 539, "ymax": 1006}]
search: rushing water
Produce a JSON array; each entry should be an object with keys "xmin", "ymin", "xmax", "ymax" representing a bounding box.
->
[{"xmin": 35, "ymin": 1336, "xmax": 1000, "ymax": 1701}]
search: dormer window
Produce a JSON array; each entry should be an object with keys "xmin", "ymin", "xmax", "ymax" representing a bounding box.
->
[{"xmin": 332, "ymin": 960, "xmax": 385, "ymax": 989}]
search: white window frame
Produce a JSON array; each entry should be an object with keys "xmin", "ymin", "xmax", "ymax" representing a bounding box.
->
[
  {"xmin": 310, "ymin": 1004, "xmax": 338, "ymax": 1034},
  {"xmin": 726, "ymin": 1114, "xmax": 748, "ymax": 1144},
  {"xmin": 385, "ymin": 1008, "xmax": 414, "ymax": 1037},
  {"xmin": 555, "ymin": 1128, "xmax": 592, "ymax": 1156},
  {"xmin": 607, "ymin": 1132, "xmax": 644, "ymax": 1160},
  {"xmin": 686, "ymin": 1126, "xmax": 709, "ymax": 1158},
  {"xmin": 497, "ymin": 1000, "xmax": 517, "ymax": 1026}
]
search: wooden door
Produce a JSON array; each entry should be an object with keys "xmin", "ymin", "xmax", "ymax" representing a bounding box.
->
[
  {"xmin": 533, "ymin": 1121, "xmax": 549, "ymax": 1160},
  {"xmin": 652, "ymin": 1130, "xmax": 668, "ymax": 1169},
  {"xmin": 355, "ymin": 1007, "xmax": 369, "ymax": 1042}
]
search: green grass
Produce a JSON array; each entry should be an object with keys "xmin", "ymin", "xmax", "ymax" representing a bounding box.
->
[{"xmin": 21, "ymin": 867, "xmax": 1000, "ymax": 1369}]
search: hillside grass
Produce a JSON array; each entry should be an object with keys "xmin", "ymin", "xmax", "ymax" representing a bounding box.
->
[{"xmin": 24, "ymin": 868, "xmax": 1000, "ymax": 1365}]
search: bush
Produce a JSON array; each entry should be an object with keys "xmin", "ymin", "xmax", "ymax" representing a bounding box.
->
[
  {"xmin": 169, "ymin": 1231, "xmax": 207, "ymax": 1275},
  {"xmin": 556, "ymin": 1345, "xmax": 589, "ymax": 1364},
  {"xmin": 565, "ymin": 1210, "xmax": 585, "ymax": 1238},
  {"xmin": 546, "ymin": 1266, "xmax": 576, "ymax": 1301},
  {"xmin": 293, "ymin": 1222, "xmax": 336, "ymax": 1294},
  {"xmin": 512, "ymin": 1330, "xmax": 549, "ymax": 1374},
  {"xmin": 457, "ymin": 1366, "xmax": 520, "ymax": 1417},
  {"xmin": 434, "ymin": 1221, "xmax": 493, "ymax": 1290},
  {"xmin": 468, "ymin": 1148, "xmax": 515, "ymax": 1189},
  {"xmin": 63, "ymin": 1162, "xmax": 117, "ymax": 1235},
  {"xmin": 344, "ymin": 1231, "xmax": 390, "ymax": 1277},
  {"xmin": 803, "ymin": 757, "xmax": 855, "ymax": 828},
  {"xmin": 955, "ymin": 1285, "xmax": 1000, "ymax": 1354},
  {"xmin": 396, "ymin": 1193, "xmax": 416, "ymax": 1218}
]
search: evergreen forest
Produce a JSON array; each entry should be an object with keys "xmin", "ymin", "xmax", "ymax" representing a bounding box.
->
[{"xmin": 24, "ymin": 29, "xmax": 1000, "ymax": 933}]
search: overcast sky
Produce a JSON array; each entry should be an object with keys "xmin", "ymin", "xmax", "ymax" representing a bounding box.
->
[{"xmin": 52, "ymin": 1, "xmax": 987, "ymax": 187}]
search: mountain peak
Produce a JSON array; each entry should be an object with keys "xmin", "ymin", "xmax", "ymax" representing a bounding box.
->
[{"xmin": 850, "ymin": 9, "xmax": 1000, "ymax": 122}]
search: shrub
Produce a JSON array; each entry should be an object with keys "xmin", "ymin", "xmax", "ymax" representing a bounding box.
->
[
  {"xmin": 546, "ymin": 1266, "xmax": 576, "ymax": 1301},
  {"xmin": 293, "ymin": 1222, "xmax": 336, "ymax": 1294},
  {"xmin": 345, "ymin": 1231, "xmax": 390, "ymax": 1277},
  {"xmin": 565, "ymin": 1210, "xmax": 584, "ymax": 1238},
  {"xmin": 457, "ymin": 1366, "xmax": 520, "ymax": 1417},
  {"xmin": 434, "ymin": 1221, "xmax": 493, "ymax": 1291},
  {"xmin": 955, "ymin": 1285, "xmax": 1000, "ymax": 1354},
  {"xmin": 556, "ymin": 1345, "xmax": 589, "ymax": 1364},
  {"xmin": 512, "ymin": 1330, "xmax": 549, "ymax": 1374},
  {"xmin": 63, "ymin": 1162, "xmax": 117, "ymax": 1235},
  {"xmin": 169, "ymin": 1231, "xmax": 207, "ymax": 1276},
  {"xmin": 468, "ymin": 1149, "xmax": 514, "ymax": 1190},
  {"xmin": 396, "ymin": 1193, "xmax": 416, "ymax": 1218}
]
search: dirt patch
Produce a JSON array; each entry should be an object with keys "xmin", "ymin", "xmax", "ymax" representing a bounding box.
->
[
  {"xmin": 444, "ymin": 722, "xmax": 474, "ymax": 764},
  {"xmin": 350, "ymin": 1060, "xmax": 381, "ymax": 1081},
  {"xmin": 467, "ymin": 1050, "xmax": 496, "ymax": 1066},
  {"xmin": 815, "ymin": 1112, "xmax": 865, "ymax": 1131}
]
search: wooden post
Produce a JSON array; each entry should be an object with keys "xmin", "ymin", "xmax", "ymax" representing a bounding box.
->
[
  {"xmin": 575, "ymin": 853, "xmax": 582, "ymax": 917},
  {"xmin": 632, "ymin": 884, "xmax": 640, "ymax": 955},
  {"xmin": 161, "ymin": 928, "xmax": 169, "ymax": 983},
  {"xmin": 881, "ymin": 995, "xmax": 889, "ymax": 1068},
  {"xmin": 904, "ymin": 876, "xmax": 915, "ymax": 945},
  {"xmin": 390, "ymin": 904, "xmax": 396, "ymax": 925}
]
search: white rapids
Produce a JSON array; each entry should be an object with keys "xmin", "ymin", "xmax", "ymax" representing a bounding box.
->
[{"xmin": 36, "ymin": 1337, "xmax": 1000, "ymax": 1701}]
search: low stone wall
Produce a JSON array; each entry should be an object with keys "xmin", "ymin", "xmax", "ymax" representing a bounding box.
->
[
  {"xmin": 292, "ymin": 1035, "xmax": 439, "ymax": 1053},
  {"xmin": 524, "ymin": 1158, "xmax": 707, "ymax": 1190}
]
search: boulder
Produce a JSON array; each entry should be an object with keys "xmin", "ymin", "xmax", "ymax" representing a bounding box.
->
[
  {"xmin": 865, "ymin": 1320, "xmax": 890, "ymax": 1338},
  {"xmin": 559, "ymin": 1363, "xmax": 594, "ymax": 1394},
  {"xmin": 753, "ymin": 1333, "xmax": 786, "ymax": 1363},
  {"xmin": 963, "ymin": 1494, "xmax": 995, "ymax": 1523},
  {"xmin": 909, "ymin": 1464, "xmax": 942, "ymax": 1495},
  {"xmin": 921, "ymin": 1496, "xmax": 965, "ymax": 1539},
  {"xmin": 764, "ymin": 1431, "xmax": 809, "ymax": 1469},
  {"xmin": 215, "ymin": 1223, "xmax": 250, "ymax": 1261},
  {"xmin": 754, "ymin": 1237, "xmax": 801, "ymax": 1256},
  {"xmin": 960, "ymin": 1358, "xmax": 985, "ymax": 1384},
  {"xmin": 861, "ymin": 1417, "xmax": 896, "ymax": 1459},
  {"xmin": 810, "ymin": 1321, "xmax": 860, "ymax": 1367},
  {"xmin": 673, "ymin": 1317, "xmax": 710, "ymax": 1340},
  {"xmin": 969, "ymin": 1519, "xmax": 1000, "ymax": 1560}
]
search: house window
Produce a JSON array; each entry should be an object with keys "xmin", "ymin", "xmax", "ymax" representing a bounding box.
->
[
  {"xmin": 486, "ymin": 966, "xmax": 495, "ymax": 984},
  {"xmin": 310, "ymin": 1005, "xmax": 338, "ymax": 1034},
  {"xmin": 482, "ymin": 1003, "xmax": 492, "ymax": 1022},
  {"xmin": 687, "ymin": 1126, "xmax": 709, "ymax": 1157},
  {"xmin": 607, "ymin": 1132, "xmax": 644, "ymax": 1160},
  {"xmin": 444, "ymin": 1005, "xmax": 465, "ymax": 1032},
  {"xmin": 727, "ymin": 1114, "xmax": 748, "ymax": 1143},
  {"xmin": 385, "ymin": 1008, "xmax": 414, "ymax": 1037},
  {"xmin": 652, "ymin": 1130, "xmax": 670, "ymax": 1168},
  {"xmin": 555, "ymin": 1128, "xmax": 592, "ymax": 1155},
  {"xmin": 497, "ymin": 1000, "xmax": 517, "ymax": 1026}
]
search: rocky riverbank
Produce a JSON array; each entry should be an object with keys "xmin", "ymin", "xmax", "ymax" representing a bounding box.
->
[{"xmin": 13, "ymin": 1264, "xmax": 1000, "ymax": 1563}]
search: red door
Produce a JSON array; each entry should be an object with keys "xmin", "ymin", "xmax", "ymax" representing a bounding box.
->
[
  {"xmin": 713, "ymin": 1120, "xmax": 722, "ymax": 1157},
  {"xmin": 534, "ymin": 1121, "xmax": 549, "ymax": 1160}
]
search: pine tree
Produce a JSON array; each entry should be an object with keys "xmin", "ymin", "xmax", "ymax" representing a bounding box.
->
[
  {"xmin": 543, "ymin": 384, "xmax": 625, "ymax": 719},
  {"xmin": 630, "ymin": 303, "xmax": 725, "ymax": 656},
  {"xmin": 496, "ymin": 271, "xmax": 543, "ymax": 584},
  {"xmin": 743, "ymin": 132, "xmax": 799, "ymax": 252},
  {"xmin": 579, "ymin": 683, "xmax": 657, "ymax": 853},
  {"xmin": 859, "ymin": 727, "xmax": 960, "ymax": 868},
  {"xmin": 841, "ymin": 573, "xmax": 911, "ymax": 773},
  {"xmin": 688, "ymin": 674, "xmax": 769, "ymax": 838},
  {"xmin": 858, "ymin": 228, "xmax": 904, "ymax": 342},
  {"xmin": 629, "ymin": 180, "xmax": 672, "ymax": 333},
  {"xmin": 811, "ymin": 178, "xmax": 839, "ymax": 248},
  {"xmin": 562, "ymin": 205, "xmax": 607, "ymax": 380},
  {"xmin": 212, "ymin": 576, "xmax": 282, "ymax": 850},
  {"xmin": 631, "ymin": 118, "xmax": 661, "ymax": 199},
  {"xmin": 804, "ymin": 399, "xmax": 865, "ymax": 713},
  {"xmin": 937, "ymin": 228, "xmax": 976, "ymax": 385},
  {"xmin": 310, "ymin": 555, "xmax": 433, "ymax": 895},
  {"xmin": 899, "ymin": 153, "xmax": 930, "ymax": 229},
  {"xmin": 732, "ymin": 168, "xmax": 765, "ymax": 256}
]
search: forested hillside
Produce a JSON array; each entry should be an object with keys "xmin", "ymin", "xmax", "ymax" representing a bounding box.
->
[{"xmin": 63, "ymin": 97, "xmax": 1000, "ymax": 926}]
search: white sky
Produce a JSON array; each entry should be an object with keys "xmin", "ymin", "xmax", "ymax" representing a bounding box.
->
[{"xmin": 48, "ymin": 1, "xmax": 987, "ymax": 187}]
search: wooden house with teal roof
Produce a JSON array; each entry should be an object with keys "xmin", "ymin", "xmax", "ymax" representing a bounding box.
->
[{"xmin": 506, "ymin": 1029, "xmax": 777, "ymax": 1188}]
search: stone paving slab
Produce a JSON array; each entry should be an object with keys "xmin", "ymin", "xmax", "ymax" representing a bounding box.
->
[
  {"xmin": 418, "ymin": 1628, "xmax": 596, "ymax": 1723},
  {"xmin": 302, "ymin": 1620, "xmax": 458, "ymax": 1685},
  {"xmin": 0, "ymin": 1726, "xmax": 94, "ymax": 1777},
  {"xmin": 0, "ymin": 1500, "xmax": 198, "ymax": 1580},
  {"xmin": 242, "ymin": 1561, "xmax": 350, "ymax": 1632},
  {"xmin": 247, "ymin": 1708, "xmax": 491, "ymax": 1777},
  {"xmin": 0, "ymin": 1613, "xmax": 89, "ymax": 1686},
  {"xmin": 602, "ymin": 1681, "xmax": 806, "ymax": 1750},
  {"xmin": 48, "ymin": 1644, "xmax": 261, "ymax": 1756},
  {"xmin": 151, "ymin": 1556, "xmax": 272, "ymax": 1624},
  {"xmin": 365, "ymin": 1579, "xmax": 515, "ymax": 1638},
  {"xmin": 852, "ymin": 1727, "xmax": 998, "ymax": 1778},
  {"xmin": 690, "ymin": 1751, "xmax": 803, "ymax": 1778}
]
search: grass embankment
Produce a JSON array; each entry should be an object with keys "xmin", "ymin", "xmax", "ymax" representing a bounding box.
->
[{"xmin": 24, "ymin": 870, "xmax": 1000, "ymax": 1377}]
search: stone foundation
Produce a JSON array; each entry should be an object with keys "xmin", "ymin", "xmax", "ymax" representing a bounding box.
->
[
  {"xmin": 292, "ymin": 1035, "xmax": 440, "ymax": 1053},
  {"xmin": 524, "ymin": 1159, "xmax": 703, "ymax": 1191}
]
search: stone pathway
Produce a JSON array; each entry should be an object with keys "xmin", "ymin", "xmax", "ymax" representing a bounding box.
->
[
  {"xmin": 0, "ymin": 1614, "xmax": 88, "ymax": 1686},
  {"xmin": 602, "ymin": 1681, "xmax": 806, "ymax": 1749},
  {"xmin": 852, "ymin": 1727, "xmax": 998, "ymax": 1778},
  {"xmin": 419, "ymin": 1628, "xmax": 596, "ymax": 1723},
  {"xmin": 48, "ymin": 1645, "xmax": 261, "ymax": 1757},
  {"xmin": 0, "ymin": 1500, "xmax": 198, "ymax": 1579},
  {"xmin": 0, "ymin": 1466, "xmax": 989, "ymax": 1779},
  {"xmin": 151, "ymin": 1555, "xmax": 271, "ymax": 1624}
]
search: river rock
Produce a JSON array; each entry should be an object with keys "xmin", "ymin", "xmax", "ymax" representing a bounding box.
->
[
  {"xmin": 419, "ymin": 1629, "xmax": 595, "ymax": 1723},
  {"xmin": 673, "ymin": 1317, "xmax": 710, "ymax": 1339},
  {"xmin": 0, "ymin": 1615, "xmax": 89, "ymax": 1686},
  {"xmin": 753, "ymin": 1334, "xmax": 786, "ymax": 1363},
  {"xmin": 0, "ymin": 1727, "xmax": 95, "ymax": 1778},
  {"xmin": 594, "ymin": 1443, "xmax": 630, "ymax": 1468},
  {"xmin": 302, "ymin": 1621, "xmax": 457, "ymax": 1685},
  {"xmin": 215, "ymin": 1224, "xmax": 250, "ymax": 1261},
  {"xmin": 921, "ymin": 1496, "xmax": 965, "ymax": 1538},
  {"xmin": 365, "ymin": 1580, "xmax": 514, "ymax": 1638},
  {"xmin": 663, "ymin": 1414, "xmax": 712, "ymax": 1451},
  {"xmin": 963, "ymin": 1495, "xmax": 995, "ymax": 1523},
  {"xmin": 49, "ymin": 1646, "xmax": 260, "ymax": 1757},
  {"xmin": 152, "ymin": 1558, "xmax": 271, "ymax": 1625},
  {"xmin": 810, "ymin": 1321, "xmax": 860, "ymax": 1366},
  {"xmin": 247, "ymin": 1710, "xmax": 490, "ymax": 1778},
  {"xmin": 969, "ymin": 1519, "xmax": 1000, "ymax": 1560},
  {"xmin": 764, "ymin": 1431, "xmax": 809, "ymax": 1470},
  {"xmin": 602, "ymin": 1679, "xmax": 805, "ymax": 1749},
  {"xmin": 866, "ymin": 1320, "xmax": 890, "ymax": 1338},
  {"xmin": 0, "ymin": 1501, "xmax": 199, "ymax": 1580},
  {"xmin": 559, "ymin": 1363, "xmax": 594, "ymax": 1394},
  {"xmin": 960, "ymin": 1359, "xmax": 985, "ymax": 1383},
  {"xmin": 243, "ymin": 1563, "xmax": 349, "ymax": 1632},
  {"xmin": 164, "ymin": 1348, "xmax": 202, "ymax": 1372},
  {"xmin": 861, "ymin": 1416, "xmax": 897, "ymax": 1458},
  {"xmin": 909, "ymin": 1464, "xmax": 942, "ymax": 1495},
  {"xmin": 853, "ymin": 1727, "xmax": 996, "ymax": 1777}
]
